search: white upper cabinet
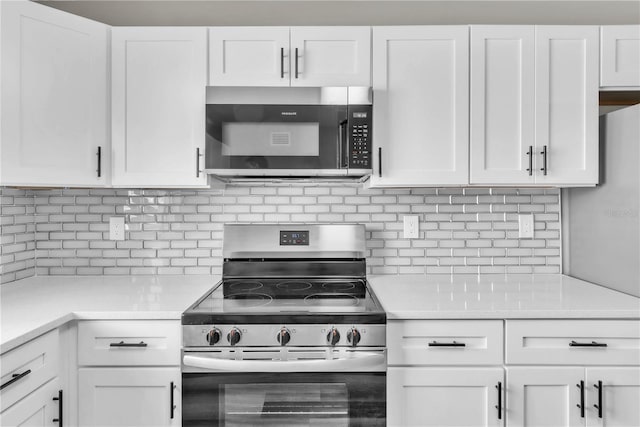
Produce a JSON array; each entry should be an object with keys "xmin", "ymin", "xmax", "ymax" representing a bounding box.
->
[
  {"xmin": 209, "ymin": 27, "xmax": 290, "ymax": 86},
  {"xmin": 209, "ymin": 27, "xmax": 371, "ymax": 87},
  {"xmin": 601, "ymin": 26, "xmax": 640, "ymax": 87},
  {"xmin": 290, "ymin": 27, "xmax": 371, "ymax": 86},
  {"xmin": 370, "ymin": 26, "xmax": 469, "ymax": 187},
  {"xmin": 111, "ymin": 27, "xmax": 208, "ymax": 188},
  {"xmin": 535, "ymin": 26, "xmax": 599, "ymax": 186},
  {"xmin": 0, "ymin": 1, "xmax": 108, "ymax": 187},
  {"xmin": 470, "ymin": 26, "xmax": 536, "ymax": 185},
  {"xmin": 471, "ymin": 25, "xmax": 599, "ymax": 186}
]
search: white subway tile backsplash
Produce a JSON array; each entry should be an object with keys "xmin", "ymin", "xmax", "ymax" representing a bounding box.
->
[{"xmin": 1, "ymin": 184, "xmax": 562, "ymax": 282}]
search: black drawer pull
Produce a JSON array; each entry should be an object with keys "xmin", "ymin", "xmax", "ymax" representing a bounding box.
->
[
  {"xmin": 428, "ymin": 341, "xmax": 466, "ymax": 347},
  {"xmin": 0, "ymin": 369, "xmax": 32, "ymax": 390},
  {"xmin": 52, "ymin": 389, "xmax": 63, "ymax": 425},
  {"xmin": 576, "ymin": 381, "xmax": 585, "ymax": 418},
  {"xmin": 109, "ymin": 341, "xmax": 148, "ymax": 348},
  {"xmin": 594, "ymin": 381, "xmax": 603, "ymax": 418},
  {"xmin": 495, "ymin": 382, "xmax": 502, "ymax": 420},
  {"xmin": 569, "ymin": 340, "xmax": 607, "ymax": 347}
]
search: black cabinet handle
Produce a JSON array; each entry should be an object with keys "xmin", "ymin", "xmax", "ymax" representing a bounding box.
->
[
  {"xmin": 378, "ymin": 147, "xmax": 382, "ymax": 177},
  {"xmin": 495, "ymin": 382, "xmax": 502, "ymax": 420},
  {"xmin": 280, "ymin": 47, "xmax": 285, "ymax": 79},
  {"xmin": 540, "ymin": 145, "xmax": 548, "ymax": 175},
  {"xmin": 295, "ymin": 47, "xmax": 299, "ymax": 79},
  {"xmin": 428, "ymin": 341, "xmax": 466, "ymax": 347},
  {"xmin": 526, "ymin": 145, "xmax": 533, "ymax": 176},
  {"xmin": 0, "ymin": 369, "xmax": 31, "ymax": 390},
  {"xmin": 109, "ymin": 341, "xmax": 147, "ymax": 348},
  {"xmin": 569, "ymin": 340, "xmax": 608, "ymax": 347},
  {"xmin": 170, "ymin": 381, "xmax": 176, "ymax": 419},
  {"xmin": 594, "ymin": 381, "xmax": 603, "ymax": 418},
  {"xmin": 576, "ymin": 381, "xmax": 585, "ymax": 418},
  {"xmin": 96, "ymin": 146, "xmax": 102, "ymax": 178},
  {"xmin": 52, "ymin": 389, "xmax": 63, "ymax": 425},
  {"xmin": 196, "ymin": 147, "xmax": 203, "ymax": 178}
]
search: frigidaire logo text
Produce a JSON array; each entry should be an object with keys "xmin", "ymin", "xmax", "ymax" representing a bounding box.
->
[{"xmin": 281, "ymin": 112, "xmax": 297, "ymax": 116}]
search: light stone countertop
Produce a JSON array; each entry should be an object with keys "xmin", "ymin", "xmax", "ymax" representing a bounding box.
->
[
  {"xmin": 368, "ymin": 274, "xmax": 640, "ymax": 320},
  {"xmin": 2, "ymin": 274, "xmax": 639, "ymax": 354},
  {"xmin": 0, "ymin": 275, "xmax": 217, "ymax": 353}
]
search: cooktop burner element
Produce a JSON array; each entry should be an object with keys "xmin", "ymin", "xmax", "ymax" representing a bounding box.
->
[
  {"xmin": 322, "ymin": 281, "xmax": 356, "ymax": 291},
  {"xmin": 304, "ymin": 293, "xmax": 359, "ymax": 306},
  {"xmin": 225, "ymin": 280, "xmax": 264, "ymax": 292},
  {"xmin": 276, "ymin": 280, "xmax": 313, "ymax": 291}
]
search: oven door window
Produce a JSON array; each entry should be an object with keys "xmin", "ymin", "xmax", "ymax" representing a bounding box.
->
[
  {"xmin": 206, "ymin": 105, "xmax": 348, "ymax": 170},
  {"xmin": 182, "ymin": 372, "xmax": 385, "ymax": 427}
]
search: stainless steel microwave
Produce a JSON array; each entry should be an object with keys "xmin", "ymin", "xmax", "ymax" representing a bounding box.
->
[{"xmin": 204, "ymin": 87, "xmax": 372, "ymax": 178}]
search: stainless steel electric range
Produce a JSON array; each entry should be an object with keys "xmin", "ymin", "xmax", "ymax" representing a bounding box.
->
[{"xmin": 181, "ymin": 224, "xmax": 386, "ymax": 427}]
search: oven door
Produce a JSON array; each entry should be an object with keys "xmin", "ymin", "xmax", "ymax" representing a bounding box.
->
[
  {"xmin": 181, "ymin": 350, "xmax": 386, "ymax": 427},
  {"xmin": 205, "ymin": 104, "xmax": 350, "ymax": 175}
]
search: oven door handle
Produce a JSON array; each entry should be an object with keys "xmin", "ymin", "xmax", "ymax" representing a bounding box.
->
[{"xmin": 183, "ymin": 352, "xmax": 385, "ymax": 372}]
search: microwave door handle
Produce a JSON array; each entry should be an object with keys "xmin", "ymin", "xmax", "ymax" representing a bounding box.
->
[
  {"xmin": 338, "ymin": 119, "xmax": 348, "ymax": 168},
  {"xmin": 183, "ymin": 352, "xmax": 384, "ymax": 373}
]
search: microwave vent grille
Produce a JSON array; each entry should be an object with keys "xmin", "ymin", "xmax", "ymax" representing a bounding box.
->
[{"xmin": 271, "ymin": 132, "xmax": 291, "ymax": 146}]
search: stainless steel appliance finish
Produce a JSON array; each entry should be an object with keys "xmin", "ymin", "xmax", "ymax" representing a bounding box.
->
[
  {"xmin": 204, "ymin": 86, "xmax": 373, "ymax": 178},
  {"xmin": 222, "ymin": 223, "xmax": 366, "ymax": 259},
  {"xmin": 181, "ymin": 223, "xmax": 386, "ymax": 426}
]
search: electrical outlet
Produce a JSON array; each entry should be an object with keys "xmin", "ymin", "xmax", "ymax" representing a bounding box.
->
[
  {"xmin": 109, "ymin": 216, "xmax": 125, "ymax": 241},
  {"xmin": 403, "ymin": 215, "xmax": 419, "ymax": 239},
  {"xmin": 518, "ymin": 214, "xmax": 534, "ymax": 238}
]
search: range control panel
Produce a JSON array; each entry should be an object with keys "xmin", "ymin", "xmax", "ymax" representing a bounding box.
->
[
  {"xmin": 348, "ymin": 105, "xmax": 372, "ymax": 169},
  {"xmin": 280, "ymin": 230, "xmax": 309, "ymax": 245}
]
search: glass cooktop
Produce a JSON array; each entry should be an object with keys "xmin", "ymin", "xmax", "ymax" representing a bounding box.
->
[{"xmin": 182, "ymin": 278, "xmax": 386, "ymax": 325}]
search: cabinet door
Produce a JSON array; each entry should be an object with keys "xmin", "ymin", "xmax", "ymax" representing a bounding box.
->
[
  {"xmin": 78, "ymin": 368, "xmax": 180, "ymax": 427},
  {"xmin": 586, "ymin": 367, "xmax": 640, "ymax": 427},
  {"xmin": 0, "ymin": 379, "xmax": 60, "ymax": 427},
  {"xmin": 370, "ymin": 26, "xmax": 469, "ymax": 187},
  {"xmin": 209, "ymin": 27, "xmax": 290, "ymax": 86},
  {"xmin": 470, "ymin": 26, "xmax": 535, "ymax": 185},
  {"xmin": 507, "ymin": 367, "xmax": 585, "ymax": 427},
  {"xmin": 601, "ymin": 26, "xmax": 640, "ymax": 87},
  {"xmin": 535, "ymin": 26, "xmax": 599, "ymax": 186},
  {"xmin": 111, "ymin": 27, "xmax": 208, "ymax": 187},
  {"xmin": 388, "ymin": 367, "xmax": 504, "ymax": 427},
  {"xmin": 0, "ymin": 1, "xmax": 108, "ymax": 187},
  {"xmin": 290, "ymin": 27, "xmax": 371, "ymax": 87}
]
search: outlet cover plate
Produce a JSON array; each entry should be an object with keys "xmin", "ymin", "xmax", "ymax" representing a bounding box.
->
[
  {"xmin": 518, "ymin": 214, "xmax": 534, "ymax": 239},
  {"xmin": 403, "ymin": 215, "xmax": 419, "ymax": 239},
  {"xmin": 109, "ymin": 216, "xmax": 125, "ymax": 241}
]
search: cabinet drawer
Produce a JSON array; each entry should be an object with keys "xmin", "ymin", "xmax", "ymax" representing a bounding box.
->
[
  {"xmin": 0, "ymin": 329, "xmax": 59, "ymax": 412},
  {"xmin": 78, "ymin": 321, "xmax": 180, "ymax": 366},
  {"xmin": 506, "ymin": 320, "xmax": 640, "ymax": 365},
  {"xmin": 387, "ymin": 320, "xmax": 503, "ymax": 366}
]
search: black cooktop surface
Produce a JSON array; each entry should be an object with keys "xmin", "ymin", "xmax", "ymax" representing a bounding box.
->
[{"xmin": 182, "ymin": 278, "xmax": 386, "ymax": 325}]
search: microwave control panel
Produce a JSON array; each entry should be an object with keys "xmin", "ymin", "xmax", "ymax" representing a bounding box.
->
[{"xmin": 348, "ymin": 106, "xmax": 372, "ymax": 169}]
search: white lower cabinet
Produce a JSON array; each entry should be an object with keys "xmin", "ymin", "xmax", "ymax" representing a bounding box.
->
[
  {"xmin": 507, "ymin": 367, "xmax": 585, "ymax": 427},
  {"xmin": 388, "ymin": 367, "xmax": 504, "ymax": 427},
  {"xmin": 387, "ymin": 320, "xmax": 505, "ymax": 427},
  {"xmin": 0, "ymin": 378, "xmax": 61, "ymax": 427},
  {"xmin": 507, "ymin": 367, "xmax": 640, "ymax": 427},
  {"xmin": 505, "ymin": 320, "xmax": 640, "ymax": 427},
  {"xmin": 78, "ymin": 368, "xmax": 180, "ymax": 427},
  {"xmin": 77, "ymin": 320, "xmax": 182, "ymax": 426},
  {"xmin": 0, "ymin": 329, "xmax": 64, "ymax": 427}
]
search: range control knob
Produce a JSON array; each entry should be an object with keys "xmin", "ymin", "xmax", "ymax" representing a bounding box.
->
[
  {"xmin": 347, "ymin": 328, "xmax": 361, "ymax": 347},
  {"xmin": 276, "ymin": 328, "xmax": 291, "ymax": 346},
  {"xmin": 327, "ymin": 327, "xmax": 341, "ymax": 346},
  {"xmin": 206, "ymin": 328, "xmax": 221, "ymax": 345},
  {"xmin": 227, "ymin": 328, "xmax": 242, "ymax": 346}
]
